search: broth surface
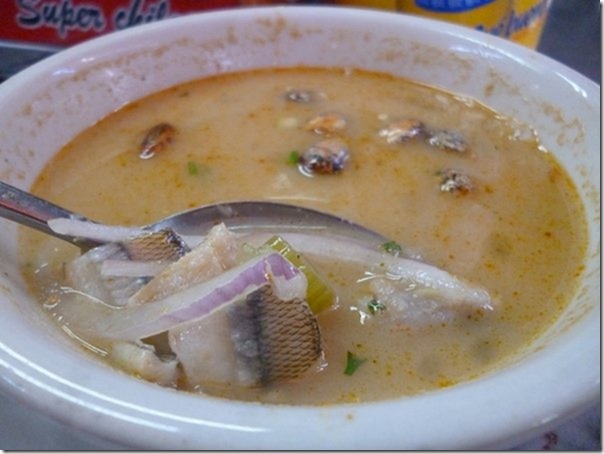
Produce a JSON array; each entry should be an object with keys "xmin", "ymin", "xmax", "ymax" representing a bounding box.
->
[{"xmin": 19, "ymin": 67, "xmax": 587, "ymax": 405}]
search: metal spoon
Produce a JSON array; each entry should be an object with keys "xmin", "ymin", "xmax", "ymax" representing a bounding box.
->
[{"xmin": 0, "ymin": 181, "xmax": 387, "ymax": 250}]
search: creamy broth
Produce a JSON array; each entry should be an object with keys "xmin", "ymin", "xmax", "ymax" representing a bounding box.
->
[{"xmin": 20, "ymin": 67, "xmax": 587, "ymax": 405}]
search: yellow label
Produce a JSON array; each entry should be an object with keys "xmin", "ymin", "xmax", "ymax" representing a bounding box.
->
[
  {"xmin": 335, "ymin": 0, "xmax": 550, "ymax": 49},
  {"xmin": 507, "ymin": 0, "xmax": 551, "ymax": 48},
  {"xmin": 396, "ymin": 0, "xmax": 513, "ymax": 37}
]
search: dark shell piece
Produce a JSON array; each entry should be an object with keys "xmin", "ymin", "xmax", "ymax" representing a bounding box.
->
[
  {"xmin": 427, "ymin": 129, "xmax": 468, "ymax": 153},
  {"xmin": 299, "ymin": 139, "xmax": 350, "ymax": 175},
  {"xmin": 139, "ymin": 122, "xmax": 176, "ymax": 159},
  {"xmin": 439, "ymin": 168, "xmax": 473, "ymax": 194}
]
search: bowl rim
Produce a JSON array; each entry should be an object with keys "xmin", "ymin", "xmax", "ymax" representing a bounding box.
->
[{"xmin": 0, "ymin": 5, "xmax": 599, "ymax": 450}]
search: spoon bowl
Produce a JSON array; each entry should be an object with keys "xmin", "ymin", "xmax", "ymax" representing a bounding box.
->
[
  {"xmin": 152, "ymin": 200, "xmax": 388, "ymax": 244},
  {"xmin": 0, "ymin": 180, "xmax": 387, "ymax": 250}
]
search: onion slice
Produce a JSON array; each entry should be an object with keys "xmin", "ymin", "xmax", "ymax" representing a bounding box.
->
[
  {"xmin": 48, "ymin": 218, "xmax": 145, "ymax": 243},
  {"xmin": 51, "ymin": 217, "xmax": 491, "ymax": 309},
  {"xmin": 243, "ymin": 232, "xmax": 493, "ymax": 309},
  {"xmin": 68, "ymin": 252, "xmax": 306, "ymax": 342}
]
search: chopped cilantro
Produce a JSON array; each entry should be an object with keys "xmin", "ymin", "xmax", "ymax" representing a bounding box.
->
[
  {"xmin": 367, "ymin": 298, "xmax": 386, "ymax": 314},
  {"xmin": 344, "ymin": 351, "xmax": 367, "ymax": 376},
  {"xmin": 187, "ymin": 161, "xmax": 200, "ymax": 176},
  {"xmin": 381, "ymin": 240, "xmax": 403, "ymax": 256},
  {"xmin": 187, "ymin": 161, "xmax": 209, "ymax": 177},
  {"xmin": 286, "ymin": 150, "xmax": 301, "ymax": 165}
]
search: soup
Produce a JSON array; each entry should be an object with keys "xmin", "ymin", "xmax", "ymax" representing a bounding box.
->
[{"xmin": 19, "ymin": 67, "xmax": 587, "ymax": 405}]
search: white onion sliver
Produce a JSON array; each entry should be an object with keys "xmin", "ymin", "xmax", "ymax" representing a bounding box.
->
[
  {"xmin": 258, "ymin": 232, "xmax": 492, "ymax": 309},
  {"xmin": 48, "ymin": 218, "xmax": 145, "ymax": 243},
  {"xmin": 74, "ymin": 252, "xmax": 305, "ymax": 341}
]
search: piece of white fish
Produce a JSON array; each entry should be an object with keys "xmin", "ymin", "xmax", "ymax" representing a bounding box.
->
[
  {"xmin": 170, "ymin": 283, "xmax": 322, "ymax": 390},
  {"xmin": 65, "ymin": 229, "xmax": 189, "ymax": 307},
  {"xmin": 108, "ymin": 341, "xmax": 179, "ymax": 387}
]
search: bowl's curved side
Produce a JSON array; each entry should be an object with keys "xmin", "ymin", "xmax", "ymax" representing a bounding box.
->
[{"xmin": 0, "ymin": 6, "xmax": 599, "ymax": 450}]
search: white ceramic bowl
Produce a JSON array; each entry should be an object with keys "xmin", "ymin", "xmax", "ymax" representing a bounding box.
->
[{"xmin": 0, "ymin": 6, "xmax": 599, "ymax": 450}]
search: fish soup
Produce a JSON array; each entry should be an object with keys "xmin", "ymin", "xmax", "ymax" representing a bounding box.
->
[{"xmin": 19, "ymin": 67, "xmax": 587, "ymax": 405}]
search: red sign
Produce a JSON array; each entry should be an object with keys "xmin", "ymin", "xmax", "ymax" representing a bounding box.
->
[{"xmin": 1, "ymin": 0, "xmax": 242, "ymax": 47}]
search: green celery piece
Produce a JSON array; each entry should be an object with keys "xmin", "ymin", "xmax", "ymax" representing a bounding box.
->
[
  {"xmin": 265, "ymin": 235, "xmax": 336, "ymax": 314},
  {"xmin": 344, "ymin": 351, "xmax": 366, "ymax": 376}
]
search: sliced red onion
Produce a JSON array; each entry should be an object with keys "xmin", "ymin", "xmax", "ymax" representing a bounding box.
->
[
  {"xmin": 52, "ymin": 216, "xmax": 491, "ymax": 311},
  {"xmin": 72, "ymin": 252, "xmax": 306, "ymax": 342}
]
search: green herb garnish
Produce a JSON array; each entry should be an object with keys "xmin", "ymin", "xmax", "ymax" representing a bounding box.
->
[
  {"xmin": 344, "ymin": 351, "xmax": 367, "ymax": 376},
  {"xmin": 286, "ymin": 150, "xmax": 301, "ymax": 165},
  {"xmin": 367, "ymin": 298, "xmax": 386, "ymax": 314},
  {"xmin": 187, "ymin": 161, "xmax": 200, "ymax": 176},
  {"xmin": 381, "ymin": 240, "xmax": 403, "ymax": 256}
]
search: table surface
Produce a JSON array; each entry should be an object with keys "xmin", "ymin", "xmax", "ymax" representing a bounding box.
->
[{"xmin": 0, "ymin": 0, "xmax": 600, "ymax": 450}]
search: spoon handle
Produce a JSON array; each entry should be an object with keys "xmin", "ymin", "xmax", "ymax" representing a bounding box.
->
[{"xmin": 0, "ymin": 181, "xmax": 95, "ymax": 249}]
